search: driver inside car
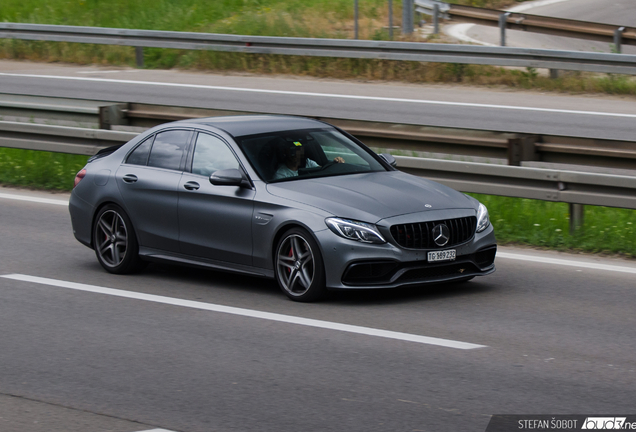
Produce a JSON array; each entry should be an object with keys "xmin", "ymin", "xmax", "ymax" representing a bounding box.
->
[{"xmin": 273, "ymin": 141, "xmax": 344, "ymax": 180}]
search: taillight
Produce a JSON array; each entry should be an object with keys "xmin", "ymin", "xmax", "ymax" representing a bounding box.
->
[{"xmin": 74, "ymin": 168, "xmax": 87, "ymax": 189}]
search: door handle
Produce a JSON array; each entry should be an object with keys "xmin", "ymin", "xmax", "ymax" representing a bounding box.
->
[
  {"xmin": 122, "ymin": 174, "xmax": 138, "ymax": 183},
  {"xmin": 183, "ymin": 181, "xmax": 200, "ymax": 191}
]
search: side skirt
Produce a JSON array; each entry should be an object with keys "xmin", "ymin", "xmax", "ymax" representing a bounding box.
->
[{"xmin": 139, "ymin": 247, "xmax": 275, "ymax": 279}]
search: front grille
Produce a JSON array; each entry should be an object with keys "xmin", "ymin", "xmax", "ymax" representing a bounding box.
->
[{"xmin": 390, "ymin": 216, "xmax": 476, "ymax": 249}]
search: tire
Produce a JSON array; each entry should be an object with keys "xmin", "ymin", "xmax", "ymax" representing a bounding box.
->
[
  {"xmin": 275, "ymin": 228, "xmax": 327, "ymax": 302},
  {"xmin": 93, "ymin": 204, "xmax": 144, "ymax": 274}
]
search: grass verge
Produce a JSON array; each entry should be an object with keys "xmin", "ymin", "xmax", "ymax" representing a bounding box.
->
[
  {"xmin": 469, "ymin": 193, "xmax": 636, "ymax": 258},
  {"xmin": 1, "ymin": 147, "xmax": 634, "ymax": 258},
  {"xmin": 0, "ymin": 147, "xmax": 88, "ymax": 190}
]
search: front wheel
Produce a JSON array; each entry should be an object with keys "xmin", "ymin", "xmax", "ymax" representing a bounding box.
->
[
  {"xmin": 93, "ymin": 204, "xmax": 144, "ymax": 274},
  {"xmin": 275, "ymin": 228, "xmax": 327, "ymax": 302}
]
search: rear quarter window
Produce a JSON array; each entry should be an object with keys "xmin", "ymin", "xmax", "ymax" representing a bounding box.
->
[{"xmin": 126, "ymin": 135, "xmax": 154, "ymax": 166}]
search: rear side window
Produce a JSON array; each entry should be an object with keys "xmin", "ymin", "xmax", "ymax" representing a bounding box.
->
[
  {"xmin": 126, "ymin": 136, "xmax": 153, "ymax": 165},
  {"xmin": 147, "ymin": 130, "xmax": 191, "ymax": 171}
]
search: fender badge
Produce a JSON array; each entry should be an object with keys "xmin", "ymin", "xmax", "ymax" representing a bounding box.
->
[{"xmin": 254, "ymin": 213, "xmax": 273, "ymax": 225}]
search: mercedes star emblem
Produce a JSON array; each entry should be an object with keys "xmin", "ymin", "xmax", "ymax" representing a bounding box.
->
[{"xmin": 432, "ymin": 224, "xmax": 450, "ymax": 246}]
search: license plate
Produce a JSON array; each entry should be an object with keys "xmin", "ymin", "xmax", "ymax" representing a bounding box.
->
[{"xmin": 428, "ymin": 249, "xmax": 456, "ymax": 262}]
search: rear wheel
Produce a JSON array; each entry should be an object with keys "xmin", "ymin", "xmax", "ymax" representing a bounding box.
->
[
  {"xmin": 275, "ymin": 228, "xmax": 327, "ymax": 302},
  {"xmin": 93, "ymin": 204, "xmax": 144, "ymax": 274}
]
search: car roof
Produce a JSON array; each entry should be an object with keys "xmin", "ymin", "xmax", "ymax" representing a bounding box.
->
[{"xmin": 177, "ymin": 115, "xmax": 331, "ymax": 137}]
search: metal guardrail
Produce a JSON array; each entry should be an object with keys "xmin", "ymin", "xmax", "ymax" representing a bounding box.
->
[
  {"xmin": 415, "ymin": 0, "xmax": 636, "ymax": 51},
  {"xmin": 1, "ymin": 119, "xmax": 634, "ymax": 213},
  {"xmin": 0, "ymin": 121, "xmax": 135, "ymax": 155},
  {"xmin": 2, "ymin": 23, "xmax": 636, "ymax": 74},
  {"xmin": 2, "ymin": 93, "xmax": 635, "ymax": 171},
  {"xmin": 396, "ymin": 156, "xmax": 636, "ymax": 210}
]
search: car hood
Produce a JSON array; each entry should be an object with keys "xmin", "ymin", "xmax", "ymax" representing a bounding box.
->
[{"xmin": 266, "ymin": 171, "xmax": 475, "ymax": 222}]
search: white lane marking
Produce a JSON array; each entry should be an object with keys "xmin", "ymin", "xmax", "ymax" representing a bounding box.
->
[
  {"xmin": 1, "ymin": 72, "xmax": 635, "ymax": 119},
  {"xmin": 135, "ymin": 429, "xmax": 177, "ymax": 432},
  {"xmin": 446, "ymin": 0, "xmax": 571, "ymax": 46},
  {"xmin": 77, "ymin": 70, "xmax": 140, "ymax": 74},
  {"xmin": 0, "ymin": 192, "xmax": 68, "ymax": 206},
  {"xmin": 0, "ymin": 274, "xmax": 486, "ymax": 350},
  {"xmin": 497, "ymin": 252, "xmax": 636, "ymax": 275}
]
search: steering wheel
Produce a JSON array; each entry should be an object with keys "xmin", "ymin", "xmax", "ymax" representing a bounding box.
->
[{"xmin": 318, "ymin": 161, "xmax": 337, "ymax": 171}]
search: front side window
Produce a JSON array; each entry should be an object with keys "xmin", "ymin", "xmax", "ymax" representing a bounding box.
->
[
  {"xmin": 147, "ymin": 130, "xmax": 191, "ymax": 171},
  {"xmin": 237, "ymin": 128, "xmax": 386, "ymax": 182},
  {"xmin": 191, "ymin": 133, "xmax": 240, "ymax": 177}
]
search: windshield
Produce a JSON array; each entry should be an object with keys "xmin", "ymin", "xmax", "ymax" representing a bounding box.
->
[{"xmin": 236, "ymin": 128, "xmax": 386, "ymax": 182}]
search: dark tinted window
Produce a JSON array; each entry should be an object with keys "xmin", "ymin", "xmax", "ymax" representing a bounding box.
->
[
  {"xmin": 126, "ymin": 136, "xmax": 153, "ymax": 165},
  {"xmin": 147, "ymin": 130, "xmax": 191, "ymax": 171},
  {"xmin": 191, "ymin": 133, "xmax": 239, "ymax": 177},
  {"xmin": 237, "ymin": 128, "xmax": 386, "ymax": 182}
]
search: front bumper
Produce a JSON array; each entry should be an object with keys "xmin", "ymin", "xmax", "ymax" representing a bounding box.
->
[{"xmin": 317, "ymin": 224, "xmax": 497, "ymax": 290}]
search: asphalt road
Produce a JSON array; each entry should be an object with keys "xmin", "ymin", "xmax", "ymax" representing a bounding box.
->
[
  {"xmin": 2, "ymin": 61, "xmax": 636, "ymax": 142},
  {"xmin": 1, "ymin": 4, "xmax": 636, "ymax": 429},
  {"xmin": 447, "ymin": 0, "xmax": 636, "ymax": 54},
  {"xmin": 1, "ymin": 183, "xmax": 636, "ymax": 432}
]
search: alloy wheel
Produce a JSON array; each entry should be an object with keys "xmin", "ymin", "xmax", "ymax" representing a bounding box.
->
[
  {"xmin": 96, "ymin": 210, "xmax": 128, "ymax": 268},
  {"xmin": 276, "ymin": 234, "xmax": 316, "ymax": 297}
]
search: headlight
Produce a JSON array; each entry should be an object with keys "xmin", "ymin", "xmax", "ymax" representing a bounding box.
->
[
  {"xmin": 476, "ymin": 203, "xmax": 490, "ymax": 233},
  {"xmin": 325, "ymin": 218, "xmax": 386, "ymax": 244}
]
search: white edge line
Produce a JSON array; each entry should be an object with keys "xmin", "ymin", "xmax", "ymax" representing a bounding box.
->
[
  {"xmin": 0, "ymin": 192, "xmax": 68, "ymax": 206},
  {"xmin": 77, "ymin": 70, "xmax": 134, "ymax": 74},
  {"xmin": 1, "ymin": 72, "xmax": 635, "ymax": 119},
  {"xmin": 0, "ymin": 274, "xmax": 486, "ymax": 350},
  {"xmin": 497, "ymin": 252, "xmax": 636, "ymax": 274}
]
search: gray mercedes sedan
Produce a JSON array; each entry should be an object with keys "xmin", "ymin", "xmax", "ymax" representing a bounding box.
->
[{"xmin": 70, "ymin": 115, "xmax": 496, "ymax": 301}]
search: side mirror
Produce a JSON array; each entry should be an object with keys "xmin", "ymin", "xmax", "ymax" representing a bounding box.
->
[
  {"xmin": 379, "ymin": 153, "xmax": 397, "ymax": 167},
  {"xmin": 209, "ymin": 168, "xmax": 249, "ymax": 187}
]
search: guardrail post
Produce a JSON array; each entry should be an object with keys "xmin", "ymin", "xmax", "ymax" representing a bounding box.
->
[
  {"xmin": 98, "ymin": 104, "xmax": 128, "ymax": 130},
  {"xmin": 433, "ymin": 3, "xmax": 440, "ymax": 35},
  {"xmin": 135, "ymin": 47, "xmax": 144, "ymax": 68},
  {"xmin": 354, "ymin": 0, "xmax": 359, "ymax": 39},
  {"xmin": 507, "ymin": 136, "xmax": 538, "ymax": 166},
  {"xmin": 388, "ymin": 0, "xmax": 393, "ymax": 39},
  {"xmin": 549, "ymin": 69, "xmax": 559, "ymax": 79},
  {"xmin": 614, "ymin": 27, "xmax": 625, "ymax": 53},
  {"xmin": 499, "ymin": 12, "xmax": 511, "ymax": 46},
  {"xmin": 403, "ymin": 0, "xmax": 414, "ymax": 35},
  {"xmin": 569, "ymin": 203, "xmax": 584, "ymax": 234}
]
